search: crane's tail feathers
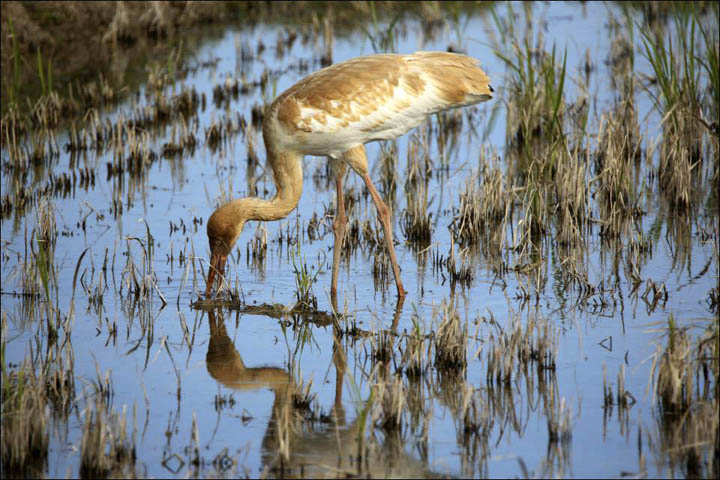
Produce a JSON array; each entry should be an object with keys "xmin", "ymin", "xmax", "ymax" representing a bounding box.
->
[{"xmin": 408, "ymin": 51, "xmax": 493, "ymax": 107}]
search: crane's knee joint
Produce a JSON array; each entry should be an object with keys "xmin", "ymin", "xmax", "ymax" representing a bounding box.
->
[
  {"xmin": 376, "ymin": 199, "xmax": 390, "ymax": 216},
  {"xmin": 333, "ymin": 213, "xmax": 347, "ymax": 233}
]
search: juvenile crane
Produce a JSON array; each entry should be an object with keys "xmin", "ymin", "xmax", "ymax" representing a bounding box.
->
[{"xmin": 205, "ymin": 51, "xmax": 493, "ymax": 299}]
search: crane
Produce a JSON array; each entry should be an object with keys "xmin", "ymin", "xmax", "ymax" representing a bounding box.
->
[{"xmin": 205, "ymin": 51, "xmax": 493, "ymax": 300}]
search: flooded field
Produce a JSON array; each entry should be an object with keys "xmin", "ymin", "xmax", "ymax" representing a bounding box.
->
[{"xmin": 2, "ymin": 2, "xmax": 718, "ymax": 478}]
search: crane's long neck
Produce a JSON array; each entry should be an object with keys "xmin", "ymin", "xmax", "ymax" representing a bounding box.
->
[{"xmin": 232, "ymin": 148, "xmax": 303, "ymax": 223}]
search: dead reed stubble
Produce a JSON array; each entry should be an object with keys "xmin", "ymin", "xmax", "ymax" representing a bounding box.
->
[
  {"xmin": 433, "ymin": 300, "xmax": 468, "ymax": 372},
  {"xmin": 79, "ymin": 396, "xmax": 137, "ymax": 478},
  {"xmin": 647, "ymin": 318, "xmax": 718, "ymax": 478},
  {"xmin": 1, "ymin": 362, "xmax": 49, "ymax": 476}
]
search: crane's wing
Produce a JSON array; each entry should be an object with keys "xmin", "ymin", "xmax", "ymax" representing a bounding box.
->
[{"xmin": 271, "ymin": 52, "xmax": 492, "ymax": 137}]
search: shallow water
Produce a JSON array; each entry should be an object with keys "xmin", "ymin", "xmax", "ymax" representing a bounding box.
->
[{"xmin": 2, "ymin": 2, "xmax": 717, "ymax": 478}]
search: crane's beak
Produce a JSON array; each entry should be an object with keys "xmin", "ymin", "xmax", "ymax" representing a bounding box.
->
[{"xmin": 205, "ymin": 253, "xmax": 228, "ymax": 298}]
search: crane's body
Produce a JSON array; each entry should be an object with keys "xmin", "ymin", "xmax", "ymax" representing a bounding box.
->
[
  {"xmin": 206, "ymin": 51, "xmax": 493, "ymax": 301},
  {"xmin": 266, "ymin": 52, "xmax": 492, "ymax": 157}
]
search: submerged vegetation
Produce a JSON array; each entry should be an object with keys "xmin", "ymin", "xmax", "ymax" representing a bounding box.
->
[{"xmin": 1, "ymin": 1, "xmax": 718, "ymax": 478}]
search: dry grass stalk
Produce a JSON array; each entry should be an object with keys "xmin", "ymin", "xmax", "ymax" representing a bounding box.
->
[
  {"xmin": 650, "ymin": 398, "xmax": 718, "ymax": 478},
  {"xmin": 400, "ymin": 313, "xmax": 430, "ymax": 378},
  {"xmin": 401, "ymin": 178, "xmax": 432, "ymax": 245},
  {"xmin": 378, "ymin": 141, "xmax": 398, "ymax": 206},
  {"xmin": 451, "ymin": 159, "xmax": 509, "ymax": 262},
  {"xmin": 1, "ymin": 361, "xmax": 49, "ymax": 475},
  {"xmin": 594, "ymin": 107, "xmax": 641, "ymax": 240},
  {"xmin": 371, "ymin": 373, "xmax": 407, "ymax": 434},
  {"xmin": 457, "ymin": 385, "xmax": 491, "ymax": 478},
  {"xmin": 554, "ymin": 149, "xmax": 589, "ymax": 247},
  {"xmin": 433, "ymin": 300, "xmax": 467, "ymax": 372},
  {"xmin": 45, "ymin": 351, "xmax": 76, "ymax": 421},
  {"xmin": 648, "ymin": 316, "xmax": 719, "ymax": 478},
  {"xmin": 650, "ymin": 316, "xmax": 718, "ymax": 412},
  {"xmin": 80, "ymin": 396, "xmax": 137, "ymax": 478},
  {"xmin": 657, "ymin": 121, "xmax": 698, "ymax": 212},
  {"xmin": 486, "ymin": 313, "xmax": 558, "ymax": 385},
  {"xmin": 651, "ymin": 318, "xmax": 694, "ymax": 412},
  {"xmin": 545, "ymin": 391, "xmax": 572, "ymax": 445},
  {"xmin": 486, "ymin": 325, "xmax": 516, "ymax": 385},
  {"xmin": 402, "ymin": 134, "xmax": 432, "ymax": 246},
  {"xmin": 246, "ymin": 222, "xmax": 268, "ymax": 275}
]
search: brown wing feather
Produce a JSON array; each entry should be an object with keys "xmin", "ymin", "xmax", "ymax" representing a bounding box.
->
[
  {"xmin": 271, "ymin": 52, "xmax": 491, "ymax": 133},
  {"xmin": 407, "ymin": 51, "xmax": 493, "ymax": 104},
  {"xmin": 274, "ymin": 55, "xmax": 407, "ymax": 132}
]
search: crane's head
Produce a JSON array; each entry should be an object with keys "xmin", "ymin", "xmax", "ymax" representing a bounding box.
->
[{"xmin": 205, "ymin": 202, "xmax": 247, "ymax": 297}]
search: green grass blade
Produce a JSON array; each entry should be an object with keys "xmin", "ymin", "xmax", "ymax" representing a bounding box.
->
[
  {"xmin": 37, "ymin": 49, "xmax": 46, "ymax": 95},
  {"xmin": 552, "ymin": 46, "xmax": 567, "ymax": 121}
]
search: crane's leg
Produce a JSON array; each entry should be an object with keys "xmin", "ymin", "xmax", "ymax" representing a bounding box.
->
[
  {"xmin": 342, "ymin": 145, "xmax": 406, "ymax": 298},
  {"xmin": 330, "ymin": 161, "xmax": 348, "ymax": 309},
  {"xmin": 361, "ymin": 172, "xmax": 407, "ymax": 298}
]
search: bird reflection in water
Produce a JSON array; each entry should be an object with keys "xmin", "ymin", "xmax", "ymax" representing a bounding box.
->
[{"xmin": 204, "ymin": 296, "xmax": 437, "ymax": 477}]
